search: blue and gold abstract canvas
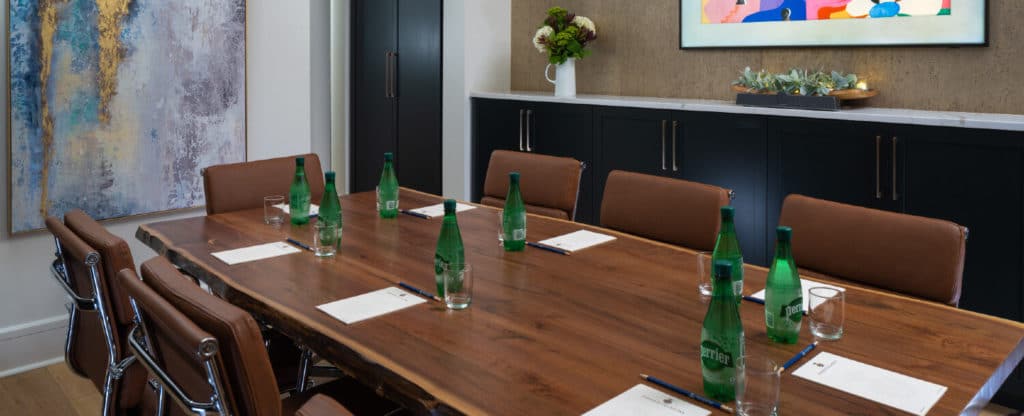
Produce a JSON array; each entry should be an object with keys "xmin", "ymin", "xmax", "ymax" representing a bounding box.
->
[{"xmin": 9, "ymin": 0, "xmax": 246, "ymax": 233}]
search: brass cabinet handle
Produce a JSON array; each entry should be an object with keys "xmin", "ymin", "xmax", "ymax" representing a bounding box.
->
[
  {"xmin": 661, "ymin": 120, "xmax": 667, "ymax": 171},
  {"xmin": 671, "ymin": 120, "xmax": 679, "ymax": 172},
  {"xmin": 892, "ymin": 136, "xmax": 899, "ymax": 201},
  {"xmin": 526, "ymin": 110, "xmax": 534, "ymax": 152},
  {"xmin": 875, "ymin": 135, "xmax": 882, "ymax": 199},
  {"xmin": 518, "ymin": 109, "xmax": 525, "ymax": 151}
]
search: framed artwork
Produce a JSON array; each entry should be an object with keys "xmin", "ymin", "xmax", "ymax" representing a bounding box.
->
[
  {"xmin": 9, "ymin": 0, "xmax": 247, "ymax": 233},
  {"xmin": 681, "ymin": 0, "xmax": 987, "ymax": 48}
]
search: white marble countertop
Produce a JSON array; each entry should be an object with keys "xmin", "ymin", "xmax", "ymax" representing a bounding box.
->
[{"xmin": 471, "ymin": 91, "xmax": 1024, "ymax": 132}]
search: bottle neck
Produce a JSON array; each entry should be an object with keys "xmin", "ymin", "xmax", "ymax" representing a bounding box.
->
[
  {"xmin": 774, "ymin": 240, "xmax": 791, "ymax": 260},
  {"xmin": 294, "ymin": 166, "xmax": 305, "ymax": 177},
  {"xmin": 324, "ymin": 180, "xmax": 336, "ymax": 192},
  {"xmin": 710, "ymin": 276, "xmax": 734, "ymax": 299},
  {"xmin": 720, "ymin": 217, "xmax": 735, "ymax": 234}
]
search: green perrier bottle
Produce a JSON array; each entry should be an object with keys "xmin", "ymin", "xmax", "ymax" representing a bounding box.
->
[
  {"xmin": 765, "ymin": 226, "xmax": 802, "ymax": 344},
  {"xmin": 701, "ymin": 260, "xmax": 744, "ymax": 402},
  {"xmin": 289, "ymin": 157, "xmax": 311, "ymax": 225},
  {"xmin": 502, "ymin": 172, "xmax": 526, "ymax": 251},
  {"xmin": 434, "ymin": 199, "xmax": 465, "ymax": 297},
  {"xmin": 711, "ymin": 206, "xmax": 744, "ymax": 303},
  {"xmin": 319, "ymin": 171, "xmax": 342, "ymax": 250},
  {"xmin": 377, "ymin": 152, "xmax": 399, "ymax": 218}
]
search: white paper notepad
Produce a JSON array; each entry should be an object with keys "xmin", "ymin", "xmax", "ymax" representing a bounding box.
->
[
  {"xmin": 273, "ymin": 203, "xmax": 319, "ymax": 216},
  {"xmin": 406, "ymin": 202, "xmax": 475, "ymax": 218},
  {"xmin": 583, "ymin": 384, "xmax": 712, "ymax": 416},
  {"xmin": 792, "ymin": 352, "xmax": 947, "ymax": 416},
  {"xmin": 210, "ymin": 242, "xmax": 301, "ymax": 265},
  {"xmin": 317, "ymin": 287, "xmax": 426, "ymax": 325},
  {"xmin": 537, "ymin": 230, "xmax": 616, "ymax": 254},
  {"xmin": 748, "ymin": 278, "xmax": 846, "ymax": 313}
]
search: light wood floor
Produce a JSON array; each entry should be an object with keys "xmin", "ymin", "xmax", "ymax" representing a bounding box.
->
[{"xmin": 0, "ymin": 363, "xmax": 1019, "ymax": 415}]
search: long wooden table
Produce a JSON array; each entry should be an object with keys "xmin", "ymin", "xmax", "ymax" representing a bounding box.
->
[{"xmin": 137, "ymin": 189, "xmax": 1024, "ymax": 415}]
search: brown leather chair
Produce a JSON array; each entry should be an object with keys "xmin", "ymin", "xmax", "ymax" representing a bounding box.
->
[
  {"xmin": 46, "ymin": 215, "xmax": 151, "ymax": 416},
  {"xmin": 203, "ymin": 153, "xmax": 326, "ymax": 215},
  {"xmin": 481, "ymin": 150, "xmax": 583, "ymax": 220},
  {"xmin": 120, "ymin": 258, "xmax": 360, "ymax": 416},
  {"xmin": 599, "ymin": 170, "xmax": 732, "ymax": 251},
  {"xmin": 778, "ymin": 194, "xmax": 968, "ymax": 306}
]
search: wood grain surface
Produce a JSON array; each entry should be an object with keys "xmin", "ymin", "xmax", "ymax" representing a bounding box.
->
[
  {"xmin": 137, "ymin": 189, "xmax": 1024, "ymax": 415},
  {"xmin": 511, "ymin": 0, "xmax": 1024, "ymax": 115}
]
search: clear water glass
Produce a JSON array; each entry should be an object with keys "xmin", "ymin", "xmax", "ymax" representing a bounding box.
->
[
  {"xmin": 443, "ymin": 263, "xmax": 473, "ymax": 310},
  {"xmin": 313, "ymin": 221, "xmax": 337, "ymax": 258},
  {"xmin": 736, "ymin": 356, "xmax": 781, "ymax": 416},
  {"xmin": 696, "ymin": 251, "xmax": 713, "ymax": 298},
  {"xmin": 497, "ymin": 209, "xmax": 505, "ymax": 245},
  {"xmin": 263, "ymin": 195, "xmax": 285, "ymax": 225},
  {"xmin": 809, "ymin": 287, "xmax": 845, "ymax": 340}
]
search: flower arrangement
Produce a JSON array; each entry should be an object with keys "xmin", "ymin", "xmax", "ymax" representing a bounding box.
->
[
  {"xmin": 733, "ymin": 67, "xmax": 862, "ymax": 96},
  {"xmin": 532, "ymin": 7, "xmax": 596, "ymax": 65}
]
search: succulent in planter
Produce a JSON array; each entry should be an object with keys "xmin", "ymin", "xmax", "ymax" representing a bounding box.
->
[{"xmin": 733, "ymin": 67, "xmax": 860, "ymax": 97}]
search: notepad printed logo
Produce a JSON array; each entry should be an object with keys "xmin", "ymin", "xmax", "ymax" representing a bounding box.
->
[{"xmin": 700, "ymin": 341, "xmax": 733, "ymax": 370}]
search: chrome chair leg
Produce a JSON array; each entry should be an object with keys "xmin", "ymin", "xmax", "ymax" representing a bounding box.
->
[{"xmin": 295, "ymin": 347, "xmax": 315, "ymax": 393}]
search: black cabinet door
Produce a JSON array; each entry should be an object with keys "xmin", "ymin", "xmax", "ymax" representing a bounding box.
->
[
  {"xmin": 592, "ymin": 106, "xmax": 673, "ymax": 225},
  {"xmin": 530, "ymin": 103, "xmax": 594, "ymax": 223},
  {"xmin": 352, "ymin": 0, "xmax": 397, "ymax": 193},
  {"xmin": 678, "ymin": 112, "xmax": 768, "ymax": 265},
  {"xmin": 471, "ymin": 99, "xmax": 528, "ymax": 202},
  {"xmin": 394, "ymin": 0, "xmax": 442, "ymax": 194}
]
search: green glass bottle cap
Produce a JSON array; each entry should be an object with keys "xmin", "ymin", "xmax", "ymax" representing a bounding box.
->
[
  {"xmin": 720, "ymin": 206, "xmax": 735, "ymax": 220},
  {"xmin": 384, "ymin": 152, "xmax": 393, "ymax": 161},
  {"xmin": 325, "ymin": 171, "xmax": 335, "ymax": 182},
  {"xmin": 509, "ymin": 172, "xmax": 520, "ymax": 183},
  {"xmin": 713, "ymin": 260, "xmax": 733, "ymax": 280},
  {"xmin": 776, "ymin": 226, "xmax": 792, "ymax": 242},
  {"xmin": 296, "ymin": 156, "xmax": 305, "ymax": 166},
  {"xmin": 444, "ymin": 199, "xmax": 456, "ymax": 214}
]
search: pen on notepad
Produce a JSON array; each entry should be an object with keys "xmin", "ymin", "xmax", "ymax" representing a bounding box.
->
[
  {"xmin": 400, "ymin": 209, "xmax": 430, "ymax": 219},
  {"xmin": 398, "ymin": 282, "xmax": 442, "ymax": 302},
  {"xmin": 640, "ymin": 374, "xmax": 734, "ymax": 413},
  {"xmin": 780, "ymin": 341, "xmax": 819, "ymax": 373},
  {"xmin": 742, "ymin": 295, "xmax": 765, "ymax": 305},
  {"xmin": 526, "ymin": 241, "xmax": 570, "ymax": 255},
  {"xmin": 285, "ymin": 238, "xmax": 313, "ymax": 252}
]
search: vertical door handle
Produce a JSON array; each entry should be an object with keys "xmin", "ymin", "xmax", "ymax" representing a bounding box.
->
[
  {"xmin": 390, "ymin": 52, "xmax": 398, "ymax": 98},
  {"xmin": 891, "ymin": 136, "xmax": 899, "ymax": 201},
  {"xmin": 525, "ymin": 109, "xmax": 534, "ymax": 152},
  {"xmin": 518, "ymin": 109, "xmax": 525, "ymax": 151},
  {"xmin": 875, "ymin": 135, "xmax": 882, "ymax": 199},
  {"xmin": 671, "ymin": 120, "xmax": 679, "ymax": 172},
  {"xmin": 661, "ymin": 120, "xmax": 667, "ymax": 171},
  {"xmin": 384, "ymin": 51, "xmax": 391, "ymax": 98}
]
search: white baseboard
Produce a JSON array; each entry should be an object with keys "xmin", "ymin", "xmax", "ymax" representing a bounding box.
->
[{"xmin": 0, "ymin": 315, "xmax": 68, "ymax": 378}]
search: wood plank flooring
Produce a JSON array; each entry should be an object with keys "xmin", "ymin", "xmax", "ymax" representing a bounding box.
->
[{"xmin": 0, "ymin": 363, "xmax": 1018, "ymax": 415}]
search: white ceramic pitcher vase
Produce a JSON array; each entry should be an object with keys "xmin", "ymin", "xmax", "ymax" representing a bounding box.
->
[{"xmin": 544, "ymin": 58, "xmax": 576, "ymax": 98}]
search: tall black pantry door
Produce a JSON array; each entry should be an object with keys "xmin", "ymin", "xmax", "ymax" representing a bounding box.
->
[{"xmin": 352, "ymin": 0, "xmax": 442, "ymax": 194}]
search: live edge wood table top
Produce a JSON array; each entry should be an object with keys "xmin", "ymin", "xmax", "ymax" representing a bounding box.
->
[{"xmin": 137, "ymin": 188, "xmax": 1024, "ymax": 416}]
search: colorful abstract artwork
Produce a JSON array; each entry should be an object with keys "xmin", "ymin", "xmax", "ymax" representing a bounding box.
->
[
  {"xmin": 681, "ymin": 0, "xmax": 986, "ymax": 48},
  {"xmin": 9, "ymin": 0, "xmax": 246, "ymax": 233}
]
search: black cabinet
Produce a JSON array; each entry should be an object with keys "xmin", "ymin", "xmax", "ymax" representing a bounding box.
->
[{"xmin": 351, "ymin": 0, "xmax": 442, "ymax": 194}]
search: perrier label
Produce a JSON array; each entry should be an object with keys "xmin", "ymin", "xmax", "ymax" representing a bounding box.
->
[
  {"xmin": 765, "ymin": 226, "xmax": 803, "ymax": 344},
  {"xmin": 701, "ymin": 260, "xmax": 744, "ymax": 402}
]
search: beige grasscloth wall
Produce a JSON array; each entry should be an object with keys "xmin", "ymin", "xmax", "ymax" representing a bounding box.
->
[{"xmin": 511, "ymin": 0, "xmax": 1023, "ymax": 114}]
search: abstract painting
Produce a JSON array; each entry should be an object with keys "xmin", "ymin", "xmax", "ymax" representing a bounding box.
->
[
  {"xmin": 681, "ymin": 0, "xmax": 986, "ymax": 48},
  {"xmin": 9, "ymin": 0, "xmax": 246, "ymax": 233}
]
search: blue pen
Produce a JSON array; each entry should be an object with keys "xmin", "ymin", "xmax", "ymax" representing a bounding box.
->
[
  {"xmin": 285, "ymin": 238, "xmax": 313, "ymax": 252},
  {"xmin": 780, "ymin": 341, "xmax": 819, "ymax": 372},
  {"xmin": 526, "ymin": 241, "xmax": 570, "ymax": 256},
  {"xmin": 398, "ymin": 282, "xmax": 442, "ymax": 302},
  {"xmin": 640, "ymin": 374, "xmax": 734, "ymax": 413},
  {"xmin": 400, "ymin": 209, "xmax": 430, "ymax": 219},
  {"xmin": 742, "ymin": 295, "xmax": 765, "ymax": 305}
]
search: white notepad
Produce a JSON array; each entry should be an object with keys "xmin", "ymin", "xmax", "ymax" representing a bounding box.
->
[
  {"xmin": 748, "ymin": 278, "xmax": 846, "ymax": 313},
  {"xmin": 210, "ymin": 242, "xmax": 301, "ymax": 265},
  {"xmin": 583, "ymin": 384, "xmax": 712, "ymax": 416},
  {"xmin": 792, "ymin": 352, "xmax": 947, "ymax": 416},
  {"xmin": 273, "ymin": 203, "xmax": 319, "ymax": 216},
  {"xmin": 317, "ymin": 287, "xmax": 427, "ymax": 325},
  {"xmin": 406, "ymin": 202, "xmax": 475, "ymax": 218},
  {"xmin": 537, "ymin": 230, "xmax": 616, "ymax": 254}
]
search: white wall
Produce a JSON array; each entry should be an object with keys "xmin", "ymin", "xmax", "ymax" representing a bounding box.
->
[{"xmin": 0, "ymin": 0, "xmax": 331, "ymax": 376}]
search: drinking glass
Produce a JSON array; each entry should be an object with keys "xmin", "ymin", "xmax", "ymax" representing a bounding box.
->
[
  {"xmin": 497, "ymin": 209, "xmax": 505, "ymax": 245},
  {"xmin": 808, "ymin": 287, "xmax": 845, "ymax": 340},
  {"xmin": 696, "ymin": 251, "xmax": 713, "ymax": 298},
  {"xmin": 736, "ymin": 356, "xmax": 781, "ymax": 416},
  {"xmin": 313, "ymin": 221, "xmax": 337, "ymax": 258},
  {"xmin": 263, "ymin": 195, "xmax": 285, "ymax": 225},
  {"xmin": 443, "ymin": 263, "xmax": 473, "ymax": 310}
]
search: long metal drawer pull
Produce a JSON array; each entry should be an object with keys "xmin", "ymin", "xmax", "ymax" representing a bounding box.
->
[
  {"xmin": 518, "ymin": 109, "xmax": 525, "ymax": 151},
  {"xmin": 526, "ymin": 109, "xmax": 533, "ymax": 152},
  {"xmin": 390, "ymin": 52, "xmax": 398, "ymax": 98},
  {"xmin": 875, "ymin": 135, "xmax": 882, "ymax": 199},
  {"xmin": 384, "ymin": 51, "xmax": 391, "ymax": 98},
  {"xmin": 892, "ymin": 136, "xmax": 899, "ymax": 201},
  {"xmin": 671, "ymin": 120, "xmax": 679, "ymax": 172},
  {"xmin": 661, "ymin": 120, "xmax": 667, "ymax": 171}
]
